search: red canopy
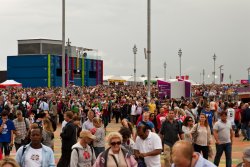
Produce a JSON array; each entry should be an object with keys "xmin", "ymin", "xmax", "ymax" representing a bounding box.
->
[{"xmin": 0, "ymin": 80, "xmax": 22, "ymax": 88}]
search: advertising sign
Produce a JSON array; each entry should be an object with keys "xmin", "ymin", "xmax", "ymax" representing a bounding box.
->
[
  {"xmin": 241, "ymin": 80, "xmax": 249, "ymax": 84},
  {"xmin": 157, "ymin": 80, "xmax": 171, "ymax": 99}
]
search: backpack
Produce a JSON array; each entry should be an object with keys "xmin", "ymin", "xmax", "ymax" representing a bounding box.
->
[
  {"xmin": 73, "ymin": 146, "xmax": 95, "ymax": 165},
  {"xmin": 73, "ymin": 146, "xmax": 94, "ymax": 157}
]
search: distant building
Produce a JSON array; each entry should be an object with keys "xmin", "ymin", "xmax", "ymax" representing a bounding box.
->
[{"xmin": 7, "ymin": 39, "xmax": 103, "ymax": 88}]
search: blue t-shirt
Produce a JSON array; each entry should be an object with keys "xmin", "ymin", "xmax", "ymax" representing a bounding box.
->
[
  {"xmin": 202, "ymin": 110, "xmax": 213, "ymax": 127},
  {"xmin": 0, "ymin": 119, "xmax": 15, "ymax": 142}
]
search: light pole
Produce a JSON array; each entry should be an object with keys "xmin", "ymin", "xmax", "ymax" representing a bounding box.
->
[
  {"xmin": 133, "ymin": 45, "xmax": 137, "ymax": 86},
  {"xmin": 200, "ymin": 72, "xmax": 202, "ymax": 84},
  {"xmin": 247, "ymin": 67, "xmax": 250, "ymax": 84},
  {"xmin": 163, "ymin": 62, "xmax": 167, "ymax": 81},
  {"xmin": 178, "ymin": 49, "xmax": 182, "ymax": 79},
  {"xmin": 213, "ymin": 54, "xmax": 216, "ymax": 84},
  {"xmin": 219, "ymin": 65, "xmax": 223, "ymax": 84},
  {"xmin": 66, "ymin": 38, "xmax": 71, "ymax": 87},
  {"xmin": 202, "ymin": 69, "xmax": 205, "ymax": 85},
  {"xmin": 147, "ymin": 0, "xmax": 151, "ymax": 103},
  {"xmin": 229, "ymin": 74, "xmax": 232, "ymax": 84},
  {"xmin": 62, "ymin": 0, "xmax": 65, "ymax": 97}
]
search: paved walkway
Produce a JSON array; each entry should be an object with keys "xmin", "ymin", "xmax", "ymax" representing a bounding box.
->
[{"xmin": 10, "ymin": 120, "xmax": 247, "ymax": 167}]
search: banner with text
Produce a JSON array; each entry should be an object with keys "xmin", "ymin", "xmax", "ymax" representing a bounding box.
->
[{"xmin": 157, "ymin": 80, "xmax": 171, "ymax": 99}]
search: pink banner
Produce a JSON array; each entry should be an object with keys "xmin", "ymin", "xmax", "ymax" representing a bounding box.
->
[
  {"xmin": 241, "ymin": 80, "xmax": 249, "ymax": 84},
  {"xmin": 157, "ymin": 80, "xmax": 171, "ymax": 99}
]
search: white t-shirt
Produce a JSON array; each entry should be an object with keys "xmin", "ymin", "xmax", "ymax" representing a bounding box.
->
[
  {"xmin": 61, "ymin": 120, "xmax": 67, "ymax": 132},
  {"xmin": 134, "ymin": 132, "xmax": 162, "ymax": 167},
  {"xmin": 25, "ymin": 147, "xmax": 42, "ymax": 167},
  {"xmin": 213, "ymin": 120, "xmax": 232, "ymax": 144},
  {"xmin": 227, "ymin": 108, "xmax": 235, "ymax": 126},
  {"xmin": 131, "ymin": 105, "xmax": 137, "ymax": 116}
]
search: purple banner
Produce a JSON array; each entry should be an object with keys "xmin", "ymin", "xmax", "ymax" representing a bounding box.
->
[
  {"xmin": 185, "ymin": 81, "xmax": 191, "ymax": 98},
  {"xmin": 237, "ymin": 87, "xmax": 250, "ymax": 93},
  {"xmin": 157, "ymin": 80, "xmax": 171, "ymax": 99}
]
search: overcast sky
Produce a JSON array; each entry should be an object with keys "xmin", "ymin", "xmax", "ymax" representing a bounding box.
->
[{"xmin": 0, "ymin": 0, "xmax": 249, "ymax": 84}]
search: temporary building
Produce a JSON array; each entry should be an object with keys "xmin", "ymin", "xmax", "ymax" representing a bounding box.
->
[
  {"xmin": 107, "ymin": 76, "xmax": 126, "ymax": 85},
  {"xmin": 0, "ymin": 80, "xmax": 22, "ymax": 88}
]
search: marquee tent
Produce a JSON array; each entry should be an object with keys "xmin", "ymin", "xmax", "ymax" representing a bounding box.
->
[{"xmin": 0, "ymin": 80, "xmax": 22, "ymax": 88}]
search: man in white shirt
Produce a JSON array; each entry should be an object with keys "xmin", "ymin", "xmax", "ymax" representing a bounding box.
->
[
  {"xmin": 134, "ymin": 122, "xmax": 162, "ymax": 167},
  {"xmin": 39, "ymin": 99, "xmax": 49, "ymax": 112},
  {"xmin": 213, "ymin": 111, "xmax": 233, "ymax": 167},
  {"xmin": 226, "ymin": 103, "xmax": 235, "ymax": 129},
  {"xmin": 82, "ymin": 110, "xmax": 94, "ymax": 130}
]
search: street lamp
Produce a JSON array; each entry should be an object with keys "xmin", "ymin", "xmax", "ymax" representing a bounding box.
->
[
  {"xmin": 219, "ymin": 65, "xmax": 223, "ymax": 84},
  {"xmin": 147, "ymin": 0, "xmax": 151, "ymax": 103},
  {"xmin": 62, "ymin": 0, "xmax": 66, "ymax": 97},
  {"xmin": 200, "ymin": 72, "xmax": 202, "ymax": 84},
  {"xmin": 178, "ymin": 49, "xmax": 182, "ymax": 79},
  {"xmin": 66, "ymin": 38, "xmax": 71, "ymax": 87},
  {"xmin": 133, "ymin": 45, "xmax": 137, "ymax": 86},
  {"xmin": 213, "ymin": 54, "xmax": 216, "ymax": 84},
  {"xmin": 229, "ymin": 74, "xmax": 232, "ymax": 84},
  {"xmin": 247, "ymin": 67, "xmax": 250, "ymax": 84},
  {"xmin": 202, "ymin": 69, "xmax": 205, "ymax": 85},
  {"xmin": 163, "ymin": 62, "xmax": 167, "ymax": 81}
]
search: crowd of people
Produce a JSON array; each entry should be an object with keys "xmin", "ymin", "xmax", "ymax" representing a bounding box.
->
[{"xmin": 0, "ymin": 84, "xmax": 249, "ymax": 167}]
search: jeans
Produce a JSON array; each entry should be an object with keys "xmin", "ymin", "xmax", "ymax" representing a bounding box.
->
[
  {"xmin": 214, "ymin": 143, "xmax": 232, "ymax": 167},
  {"xmin": 234, "ymin": 120, "xmax": 241, "ymax": 136},
  {"xmin": 102, "ymin": 116, "xmax": 109, "ymax": 128},
  {"xmin": 246, "ymin": 123, "xmax": 250, "ymax": 139},
  {"xmin": 209, "ymin": 123, "xmax": 213, "ymax": 135},
  {"xmin": 0, "ymin": 142, "xmax": 11, "ymax": 156},
  {"xmin": 242, "ymin": 122, "xmax": 250, "ymax": 139},
  {"xmin": 193, "ymin": 144, "xmax": 209, "ymax": 159}
]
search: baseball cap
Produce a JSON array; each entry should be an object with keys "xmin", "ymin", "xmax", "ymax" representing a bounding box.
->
[
  {"xmin": 143, "ymin": 107, "xmax": 149, "ymax": 111},
  {"xmin": 80, "ymin": 130, "xmax": 96, "ymax": 140}
]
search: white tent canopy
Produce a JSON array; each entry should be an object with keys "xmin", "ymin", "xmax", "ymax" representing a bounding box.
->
[
  {"xmin": 127, "ymin": 76, "xmax": 144, "ymax": 82},
  {"xmin": 108, "ymin": 76, "xmax": 126, "ymax": 82},
  {"xmin": 0, "ymin": 80, "xmax": 22, "ymax": 88}
]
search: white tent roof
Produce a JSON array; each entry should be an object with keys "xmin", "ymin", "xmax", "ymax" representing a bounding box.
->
[
  {"xmin": 127, "ymin": 76, "xmax": 144, "ymax": 82},
  {"xmin": 0, "ymin": 80, "xmax": 22, "ymax": 85},
  {"xmin": 103, "ymin": 75, "xmax": 114, "ymax": 81},
  {"xmin": 0, "ymin": 80, "xmax": 22, "ymax": 88},
  {"xmin": 108, "ymin": 76, "xmax": 126, "ymax": 81},
  {"xmin": 121, "ymin": 76, "xmax": 133, "ymax": 80}
]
